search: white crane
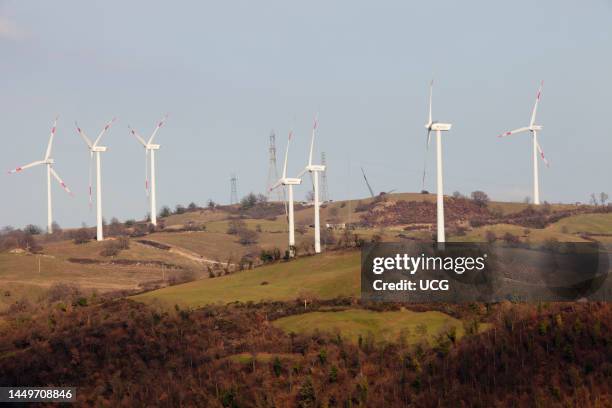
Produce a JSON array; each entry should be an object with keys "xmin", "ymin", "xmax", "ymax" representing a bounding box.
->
[
  {"xmin": 270, "ymin": 131, "xmax": 302, "ymax": 257},
  {"xmin": 423, "ymin": 81, "xmax": 452, "ymax": 243},
  {"xmin": 75, "ymin": 118, "xmax": 116, "ymax": 241},
  {"xmin": 499, "ymin": 81, "xmax": 549, "ymax": 205},
  {"xmin": 8, "ymin": 117, "xmax": 73, "ymax": 233},
  {"xmin": 297, "ymin": 116, "xmax": 326, "ymax": 253},
  {"xmin": 129, "ymin": 115, "xmax": 167, "ymax": 226}
]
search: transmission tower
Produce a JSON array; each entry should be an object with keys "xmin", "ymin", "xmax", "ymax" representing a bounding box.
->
[
  {"xmin": 230, "ymin": 173, "xmax": 238, "ymax": 205},
  {"xmin": 266, "ymin": 130, "xmax": 284, "ymax": 202},
  {"xmin": 320, "ymin": 152, "xmax": 329, "ymax": 202}
]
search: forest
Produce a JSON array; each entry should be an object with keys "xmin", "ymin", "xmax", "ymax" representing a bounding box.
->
[{"xmin": 1, "ymin": 295, "xmax": 610, "ymax": 407}]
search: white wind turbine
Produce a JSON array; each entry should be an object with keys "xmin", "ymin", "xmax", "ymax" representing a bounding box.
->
[
  {"xmin": 423, "ymin": 80, "xmax": 452, "ymax": 244},
  {"xmin": 270, "ymin": 131, "xmax": 302, "ymax": 257},
  {"xmin": 297, "ymin": 116, "xmax": 326, "ymax": 254},
  {"xmin": 75, "ymin": 118, "xmax": 116, "ymax": 241},
  {"xmin": 498, "ymin": 81, "xmax": 549, "ymax": 205},
  {"xmin": 129, "ymin": 115, "xmax": 167, "ymax": 226},
  {"xmin": 8, "ymin": 117, "xmax": 73, "ymax": 233}
]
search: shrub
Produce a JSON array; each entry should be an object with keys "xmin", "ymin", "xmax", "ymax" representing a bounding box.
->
[
  {"xmin": 485, "ymin": 230, "xmax": 497, "ymax": 243},
  {"xmin": 100, "ymin": 237, "xmax": 130, "ymax": 257},
  {"xmin": 159, "ymin": 206, "xmax": 172, "ymax": 218},
  {"xmin": 503, "ymin": 232, "xmax": 520, "ymax": 245},
  {"xmin": 175, "ymin": 204, "xmax": 186, "ymax": 215},
  {"xmin": 124, "ymin": 219, "xmax": 136, "ymax": 227},
  {"xmin": 237, "ymin": 228, "xmax": 259, "ymax": 246},
  {"xmin": 469, "ymin": 217, "xmax": 487, "ymax": 228},
  {"xmin": 73, "ymin": 228, "xmax": 92, "ymax": 244},
  {"xmin": 47, "ymin": 282, "xmax": 82, "ymax": 303},
  {"xmin": 240, "ymin": 193, "xmax": 259, "ymax": 210},
  {"xmin": 24, "ymin": 224, "xmax": 42, "ymax": 235},
  {"xmin": 470, "ymin": 191, "xmax": 490, "ymax": 208},
  {"xmin": 227, "ymin": 219, "xmax": 246, "ymax": 235},
  {"xmin": 100, "ymin": 243, "xmax": 120, "ymax": 257}
]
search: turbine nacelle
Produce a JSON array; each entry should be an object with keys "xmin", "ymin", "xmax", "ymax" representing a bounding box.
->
[
  {"xmin": 281, "ymin": 178, "xmax": 302, "ymax": 186},
  {"xmin": 305, "ymin": 164, "xmax": 326, "ymax": 173},
  {"xmin": 530, "ymin": 125, "xmax": 543, "ymax": 131},
  {"xmin": 91, "ymin": 146, "xmax": 107, "ymax": 153},
  {"xmin": 430, "ymin": 123, "xmax": 452, "ymax": 132},
  {"xmin": 146, "ymin": 144, "xmax": 160, "ymax": 150}
]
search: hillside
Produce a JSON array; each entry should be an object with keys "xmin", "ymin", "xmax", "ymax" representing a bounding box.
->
[
  {"xmin": 0, "ymin": 298, "xmax": 609, "ymax": 407},
  {"xmin": 1, "ymin": 193, "xmax": 610, "ymax": 314},
  {"xmin": 133, "ymin": 251, "xmax": 360, "ymax": 307}
]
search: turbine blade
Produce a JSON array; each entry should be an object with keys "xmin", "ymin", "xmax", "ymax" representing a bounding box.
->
[
  {"xmin": 269, "ymin": 180, "xmax": 282, "ymax": 191},
  {"xmin": 428, "ymin": 80, "xmax": 433, "ymax": 125},
  {"xmin": 147, "ymin": 114, "xmax": 168, "ymax": 144},
  {"xmin": 93, "ymin": 117, "xmax": 117, "ymax": 147},
  {"xmin": 536, "ymin": 141, "xmax": 550, "ymax": 167},
  {"xmin": 75, "ymin": 122, "xmax": 93, "ymax": 148},
  {"xmin": 529, "ymin": 80, "xmax": 543, "ymax": 127},
  {"xmin": 129, "ymin": 126, "xmax": 148, "ymax": 146},
  {"xmin": 44, "ymin": 116, "xmax": 59, "ymax": 160},
  {"xmin": 498, "ymin": 127, "xmax": 530, "ymax": 138},
  {"xmin": 296, "ymin": 168, "xmax": 308, "ymax": 179},
  {"xmin": 308, "ymin": 114, "xmax": 318, "ymax": 166},
  {"xmin": 282, "ymin": 131, "xmax": 292, "ymax": 179},
  {"xmin": 8, "ymin": 160, "xmax": 45, "ymax": 174},
  {"xmin": 50, "ymin": 167, "xmax": 73, "ymax": 196}
]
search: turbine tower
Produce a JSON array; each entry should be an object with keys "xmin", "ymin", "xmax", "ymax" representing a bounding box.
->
[
  {"xmin": 423, "ymin": 80, "xmax": 452, "ymax": 244},
  {"xmin": 270, "ymin": 131, "xmax": 302, "ymax": 257},
  {"xmin": 297, "ymin": 116, "xmax": 326, "ymax": 253},
  {"xmin": 320, "ymin": 152, "xmax": 329, "ymax": 202},
  {"xmin": 75, "ymin": 118, "xmax": 116, "ymax": 241},
  {"xmin": 129, "ymin": 115, "xmax": 167, "ymax": 226},
  {"xmin": 8, "ymin": 117, "xmax": 73, "ymax": 233},
  {"xmin": 498, "ymin": 81, "xmax": 549, "ymax": 205}
]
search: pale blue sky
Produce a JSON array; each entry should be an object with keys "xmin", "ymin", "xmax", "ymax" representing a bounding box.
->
[{"xmin": 1, "ymin": 0, "xmax": 611, "ymax": 229}]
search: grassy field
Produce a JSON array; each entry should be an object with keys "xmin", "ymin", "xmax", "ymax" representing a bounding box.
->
[
  {"xmin": 449, "ymin": 223, "xmax": 590, "ymax": 243},
  {"xmin": 449, "ymin": 213, "xmax": 612, "ymax": 244},
  {"xmin": 148, "ymin": 229, "xmax": 314, "ymax": 261},
  {"xmin": 272, "ymin": 309, "xmax": 473, "ymax": 344},
  {"xmin": 132, "ymin": 251, "xmax": 360, "ymax": 307},
  {"xmin": 0, "ymin": 238, "xmax": 205, "ymax": 313},
  {"xmin": 547, "ymin": 213, "xmax": 612, "ymax": 235}
]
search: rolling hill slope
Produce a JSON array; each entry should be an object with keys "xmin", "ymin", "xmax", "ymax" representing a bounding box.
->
[{"xmin": 133, "ymin": 250, "xmax": 360, "ymax": 307}]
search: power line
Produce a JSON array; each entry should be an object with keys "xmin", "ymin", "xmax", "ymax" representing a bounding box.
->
[
  {"xmin": 266, "ymin": 130, "xmax": 284, "ymax": 202},
  {"xmin": 230, "ymin": 173, "xmax": 238, "ymax": 205}
]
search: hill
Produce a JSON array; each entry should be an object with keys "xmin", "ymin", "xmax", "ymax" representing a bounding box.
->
[
  {"xmin": 133, "ymin": 250, "xmax": 360, "ymax": 307},
  {"xmin": 0, "ymin": 298, "xmax": 609, "ymax": 407},
  {"xmin": 1, "ymin": 193, "xmax": 610, "ymax": 314}
]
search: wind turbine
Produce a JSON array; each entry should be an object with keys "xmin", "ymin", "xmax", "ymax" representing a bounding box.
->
[
  {"xmin": 8, "ymin": 117, "xmax": 73, "ymax": 233},
  {"xmin": 129, "ymin": 115, "xmax": 167, "ymax": 226},
  {"xmin": 297, "ymin": 116, "xmax": 326, "ymax": 254},
  {"xmin": 423, "ymin": 80, "xmax": 452, "ymax": 244},
  {"xmin": 270, "ymin": 130, "xmax": 302, "ymax": 257},
  {"xmin": 498, "ymin": 81, "xmax": 549, "ymax": 205},
  {"xmin": 75, "ymin": 118, "xmax": 116, "ymax": 241}
]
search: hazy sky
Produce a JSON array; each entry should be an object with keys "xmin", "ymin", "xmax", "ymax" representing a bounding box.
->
[{"xmin": 1, "ymin": 0, "xmax": 611, "ymax": 229}]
